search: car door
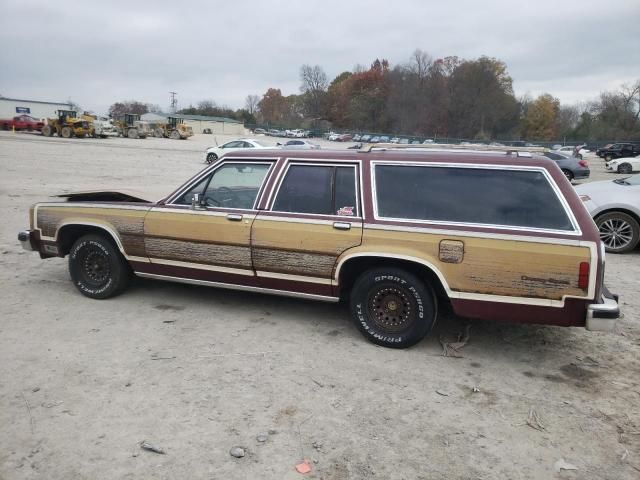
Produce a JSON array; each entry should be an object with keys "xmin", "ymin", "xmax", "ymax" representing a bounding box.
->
[
  {"xmin": 251, "ymin": 161, "xmax": 363, "ymax": 296},
  {"xmin": 142, "ymin": 160, "xmax": 275, "ymax": 283}
]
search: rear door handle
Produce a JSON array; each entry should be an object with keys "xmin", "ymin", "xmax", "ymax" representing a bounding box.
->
[
  {"xmin": 333, "ymin": 222, "xmax": 351, "ymax": 231},
  {"xmin": 226, "ymin": 214, "xmax": 243, "ymax": 221}
]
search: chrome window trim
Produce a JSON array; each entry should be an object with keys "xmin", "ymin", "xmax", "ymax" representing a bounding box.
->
[
  {"xmin": 269, "ymin": 160, "xmax": 362, "ymax": 218},
  {"xmin": 370, "ymin": 161, "xmax": 581, "ymax": 236},
  {"xmin": 166, "ymin": 159, "xmax": 277, "ymax": 210}
]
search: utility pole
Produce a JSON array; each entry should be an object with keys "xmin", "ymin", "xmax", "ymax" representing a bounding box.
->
[{"xmin": 169, "ymin": 91, "xmax": 177, "ymax": 113}]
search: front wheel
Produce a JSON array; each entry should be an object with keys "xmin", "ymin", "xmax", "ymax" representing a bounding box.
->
[
  {"xmin": 596, "ymin": 212, "xmax": 640, "ymax": 254},
  {"xmin": 68, "ymin": 234, "xmax": 132, "ymax": 299},
  {"xmin": 350, "ymin": 268, "xmax": 437, "ymax": 348},
  {"xmin": 617, "ymin": 163, "xmax": 633, "ymax": 174},
  {"xmin": 206, "ymin": 152, "xmax": 218, "ymax": 164},
  {"xmin": 170, "ymin": 130, "xmax": 181, "ymax": 140}
]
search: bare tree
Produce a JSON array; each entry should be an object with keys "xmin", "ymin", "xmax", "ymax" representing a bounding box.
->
[
  {"xmin": 300, "ymin": 65, "xmax": 328, "ymax": 118},
  {"xmin": 245, "ymin": 94, "xmax": 260, "ymax": 115}
]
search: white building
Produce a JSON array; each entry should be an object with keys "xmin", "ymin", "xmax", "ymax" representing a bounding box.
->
[
  {"xmin": 0, "ymin": 97, "xmax": 72, "ymax": 120},
  {"xmin": 141, "ymin": 113, "xmax": 245, "ymax": 135}
]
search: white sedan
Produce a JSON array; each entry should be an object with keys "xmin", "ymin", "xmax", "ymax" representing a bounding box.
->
[
  {"xmin": 605, "ymin": 156, "xmax": 640, "ymax": 174},
  {"xmin": 575, "ymin": 174, "xmax": 640, "ymax": 253},
  {"xmin": 204, "ymin": 139, "xmax": 271, "ymax": 164},
  {"xmin": 277, "ymin": 139, "xmax": 320, "ymax": 150}
]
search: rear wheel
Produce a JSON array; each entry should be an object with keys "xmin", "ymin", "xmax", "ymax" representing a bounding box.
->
[
  {"xmin": 617, "ymin": 163, "xmax": 633, "ymax": 174},
  {"xmin": 60, "ymin": 126, "xmax": 73, "ymax": 138},
  {"xmin": 127, "ymin": 128, "xmax": 139, "ymax": 139},
  {"xmin": 154, "ymin": 128, "xmax": 164, "ymax": 138},
  {"xmin": 350, "ymin": 268, "xmax": 437, "ymax": 348},
  {"xmin": 41, "ymin": 125, "xmax": 53, "ymax": 137},
  {"xmin": 68, "ymin": 234, "xmax": 132, "ymax": 299},
  {"xmin": 170, "ymin": 130, "xmax": 180, "ymax": 140},
  {"xmin": 596, "ymin": 212, "xmax": 640, "ymax": 254},
  {"xmin": 561, "ymin": 169, "xmax": 574, "ymax": 182}
]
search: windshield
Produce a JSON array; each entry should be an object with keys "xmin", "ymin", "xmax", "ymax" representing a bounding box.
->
[{"xmin": 253, "ymin": 140, "xmax": 268, "ymax": 147}]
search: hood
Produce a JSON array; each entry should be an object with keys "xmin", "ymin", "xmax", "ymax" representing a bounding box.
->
[{"xmin": 54, "ymin": 189, "xmax": 154, "ymax": 203}]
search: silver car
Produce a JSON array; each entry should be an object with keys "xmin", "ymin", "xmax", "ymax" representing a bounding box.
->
[{"xmin": 575, "ymin": 175, "xmax": 640, "ymax": 253}]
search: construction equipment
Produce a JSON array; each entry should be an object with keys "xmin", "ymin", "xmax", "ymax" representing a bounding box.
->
[
  {"xmin": 154, "ymin": 116, "xmax": 194, "ymax": 140},
  {"xmin": 41, "ymin": 110, "xmax": 91, "ymax": 138},
  {"xmin": 114, "ymin": 113, "xmax": 150, "ymax": 139}
]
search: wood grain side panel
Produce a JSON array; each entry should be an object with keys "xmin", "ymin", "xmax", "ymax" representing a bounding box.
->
[
  {"xmin": 360, "ymin": 228, "xmax": 591, "ymax": 300},
  {"xmin": 252, "ymin": 247, "xmax": 336, "ymax": 277},
  {"xmin": 36, "ymin": 206, "xmax": 148, "ymax": 256},
  {"xmin": 145, "ymin": 238, "xmax": 252, "ymax": 269}
]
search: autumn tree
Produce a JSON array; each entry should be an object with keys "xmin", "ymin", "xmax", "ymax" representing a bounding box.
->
[
  {"xmin": 258, "ymin": 88, "xmax": 290, "ymax": 125},
  {"xmin": 520, "ymin": 94, "xmax": 560, "ymax": 140},
  {"xmin": 447, "ymin": 56, "xmax": 519, "ymax": 139}
]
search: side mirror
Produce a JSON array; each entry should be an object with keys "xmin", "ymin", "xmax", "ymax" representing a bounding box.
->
[{"xmin": 191, "ymin": 193, "xmax": 202, "ymax": 210}]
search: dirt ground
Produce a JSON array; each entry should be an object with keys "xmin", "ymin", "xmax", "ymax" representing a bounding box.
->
[{"xmin": 0, "ymin": 131, "xmax": 639, "ymax": 480}]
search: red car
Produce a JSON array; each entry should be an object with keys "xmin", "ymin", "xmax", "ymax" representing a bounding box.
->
[{"xmin": 0, "ymin": 114, "xmax": 45, "ymax": 132}]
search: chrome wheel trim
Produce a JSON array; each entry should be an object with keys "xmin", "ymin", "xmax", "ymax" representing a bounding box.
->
[{"xmin": 599, "ymin": 218, "xmax": 634, "ymax": 250}]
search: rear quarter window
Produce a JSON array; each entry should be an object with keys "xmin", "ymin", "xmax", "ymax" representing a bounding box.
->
[{"xmin": 374, "ymin": 165, "xmax": 574, "ymax": 231}]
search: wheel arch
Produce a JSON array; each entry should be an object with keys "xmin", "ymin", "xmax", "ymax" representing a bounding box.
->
[
  {"xmin": 335, "ymin": 253, "xmax": 451, "ymax": 303},
  {"xmin": 594, "ymin": 207, "xmax": 640, "ymax": 227},
  {"xmin": 56, "ymin": 222, "xmax": 126, "ymax": 257}
]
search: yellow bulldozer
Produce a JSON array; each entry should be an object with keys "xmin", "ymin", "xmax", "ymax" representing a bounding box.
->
[
  {"xmin": 154, "ymin": 116, "xmax": 194, "ymax": 140},
  {"xmin": 114, "ymin": 113, "xmax": 151, "ymax": 139},
  {"xmin": 41, "ymin": 110, "xmax": 91, "ymax": 138}
]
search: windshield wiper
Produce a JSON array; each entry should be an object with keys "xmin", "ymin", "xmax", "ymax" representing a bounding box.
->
[{"xmin": 613, "ymin": 178, "xmax": 630, "ymax": 185}]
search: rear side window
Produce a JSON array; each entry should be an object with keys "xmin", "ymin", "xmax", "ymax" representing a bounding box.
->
[
  {"xmin": 374, "ymin": 165, "xmax": 574, "ymax": 231},
  {"xmin": 273, "ymin": 164, "xmax": 358, "ymax": 216}
]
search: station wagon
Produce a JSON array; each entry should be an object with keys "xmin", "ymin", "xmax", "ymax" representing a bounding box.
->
[{"xmin": 18, "ymin": 145, "xmax": 620, "ymax": 348}]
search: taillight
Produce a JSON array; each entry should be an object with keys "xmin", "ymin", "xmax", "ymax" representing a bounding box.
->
[
  {"xmin": 579, "ymin": 159, "xmax": 589, "ymax": 167},
  {"xmin": 578, "ymin": 262, "xmax": 590, "ymax": 289}
]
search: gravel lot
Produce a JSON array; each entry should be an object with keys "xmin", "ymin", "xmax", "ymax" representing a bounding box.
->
[{"xmin": 0, "ymin": 131, "xmax": 639, "ymax": 479}]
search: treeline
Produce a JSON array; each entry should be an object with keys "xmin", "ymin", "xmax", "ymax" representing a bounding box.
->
[{"xmin": 107, "ymin": 49, "xmax": 640, "ymax": 141}]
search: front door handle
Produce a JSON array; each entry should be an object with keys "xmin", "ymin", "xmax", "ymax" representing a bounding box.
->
[
  {"xmin": 333, "ymin": 222, "xmax": 351, "ymax": 231},
  {"xmin": 226, "ymin": 214, "xmax": 243, "ymax": 221}
]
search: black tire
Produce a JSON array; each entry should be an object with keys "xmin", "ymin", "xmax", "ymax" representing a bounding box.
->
[
  {"xmin": 617, "ymin": 163, "xmax": 633, "ymax": 174},
  {"xmin": 41, "ymin": 125, "xmax": 53, "ymax": 137},
  {"xmin": 68, "ymin": 234, "xmax": 132, "ymax": 299},
  {"xmin": 61, "ymin": 126, "xmax": 73, "ymax": 138},
  {"xmin": 170, "ymin": 130, "xmax": 181, "ymax": 140},
  {"xmin": 595, "ymin": 211, "xmax": 640, "ymax": 254},
  {"xmin": 350, "ymin": 267, "xmax": 437, "ymax": 348},
  {"xmin": 561, "ymin": 169, "xmax": 574, "ymax": 182},
  {"xmin": 206, "ymin": 152, "xmax": 218, "ymax": 164},
  {"xmin": 127, "ymin": 128, "xmax": 139, "ymax": 139}
]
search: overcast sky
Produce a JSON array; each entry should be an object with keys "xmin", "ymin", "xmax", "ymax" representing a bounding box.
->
[{"xmin": 1, "ymin": 0, "xmax": 638, "ymax": 115}]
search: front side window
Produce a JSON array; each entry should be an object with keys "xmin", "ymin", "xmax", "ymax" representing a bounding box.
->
[
  {"xmin": 175, "ymin": 162, "xmax": 271, "ymax": 209},
  {"xmin": 273, "ymin": 164, "xmax": 357, "ymax": 216},
  {"xmin": 374, "ymin": 165, "xmax": 574, "ymax": 231}
]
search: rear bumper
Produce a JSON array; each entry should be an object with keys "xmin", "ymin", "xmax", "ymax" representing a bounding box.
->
[{"xmin": 586, "ymin": 286, "xmax": 620, "ymax": 332}]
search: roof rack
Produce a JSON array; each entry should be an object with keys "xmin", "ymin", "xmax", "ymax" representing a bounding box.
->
[{"xmin": 358, "ymin": 143, "xmax": 548, "ymax": 156}]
